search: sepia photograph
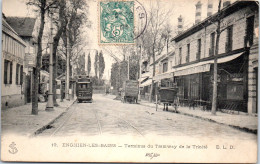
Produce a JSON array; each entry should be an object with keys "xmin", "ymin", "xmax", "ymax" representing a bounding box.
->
[{"xmin": 1, "ymin": 0, "xmax": 258, "ymax": 162}]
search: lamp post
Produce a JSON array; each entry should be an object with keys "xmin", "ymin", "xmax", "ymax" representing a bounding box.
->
[{"xmin": 45, "ymin": 13, "xmax": 54, "ymax": 111}]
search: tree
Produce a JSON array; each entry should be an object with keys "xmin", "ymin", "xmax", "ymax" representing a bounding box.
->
[
  {"xmin": 98, "ymin": 51, "xmax": 105, "ymax": 79},
  {"xmin": 94, "ymin": 51, "xmax": 99, "ymax": 78},
  {"xmin": 27, "ymin": 0, "xmax": 57, "ymax": 115},
  {"xmin": 87, "ymin": 53, "xmax": 91, "ymax": 76},
  {"xmin": 142, "ymin": 2, "xmax": 172, "ymax": 102},
  {"xmin": 64, "ymin": 0, "xmax": 88, "ymax": 100},
  {"xmin": 74, "ymin": 53, "xmax": 86, "ymax": 75},
  {"xmin": 51, "ymin": 0, "xmax": 67, "ymax": 106}
]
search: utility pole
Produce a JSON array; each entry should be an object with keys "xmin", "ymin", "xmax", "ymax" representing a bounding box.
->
[
  {"xmin": 46, "ymin": 13, "xmax": 54, "ymax": 111},
  {"xmin": 211, "ymin": 0, "xmax": 222, "ymax": 115}
]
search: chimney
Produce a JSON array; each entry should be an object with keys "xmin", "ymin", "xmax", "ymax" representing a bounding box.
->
[
  {"xmin": 178, "ymin": 15, "xmax": 183, "ymax": 34},
  {"xmin": 223, "ymin": 0, "xmax": 231, "ymax": 8},
  {"xmin": 207, "ymin": 0, "xmax": 213, "ymax": 17},
  {"xmin": 195, "ymin": 1, "xmax": 202, "ymax": 24}
]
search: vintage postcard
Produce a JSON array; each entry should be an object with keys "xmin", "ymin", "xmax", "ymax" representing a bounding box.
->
[{"xmin": 1, "ymin": 0, "xmax": 258, "ymax": 163}]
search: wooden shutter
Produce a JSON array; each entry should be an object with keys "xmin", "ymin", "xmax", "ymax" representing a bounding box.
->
[
  {"xmin": 20, "ymin": 65, "xmax": 23, "ymax": 85},
  {"xmin": 16, "ymin": 64, "xmax": 19, "ymax": 85},
  {"xmin": 4, "ymin": 60, "xmax": 8, "ymax": 84},
  {"xmin": 10, "ymin": 61, "xmax": 13, "ymax": 84}
]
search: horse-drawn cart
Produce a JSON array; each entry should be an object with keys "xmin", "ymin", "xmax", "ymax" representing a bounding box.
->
[
  {"xmin": 158, "ymin": 87, "xmax": 179, "ymax": 112},
  {"xmin": 121, "ymin": 80, "xmax": 139, "ymax": 103}
]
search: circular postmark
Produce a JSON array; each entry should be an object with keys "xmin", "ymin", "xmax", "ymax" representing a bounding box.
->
[{"xmin": 134, "ymin": 0, "xmax": 147, "ymax": 40}]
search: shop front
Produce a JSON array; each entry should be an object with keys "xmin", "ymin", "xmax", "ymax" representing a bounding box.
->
[{"xmin": 173, "ymin": 51, "xmax": 248, "ymax": 112}]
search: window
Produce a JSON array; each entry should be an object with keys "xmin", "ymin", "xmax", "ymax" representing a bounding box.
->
[
  {"xmin": 163, "ymin": 62, "xmax": 168, "ymax": 73},
  {"xmin": 210, "ymin": 32, "xmax": 215, "ymax": 56},
  {"xmin": 16, "ymin": 64, "xmax": 23, "ymax": 85},
  {"xmin": 226, "ymin": 25, "xmax": 233, "ymax": 52},
  {"xmin": 186, "ymin": 44, "xmax": 190, "ymax": 62},
  {"xmin": 20, "ymin": 65, "xmax": 23, "ymax": 85},
  {"xmin": 179, "ymin": 47, "xmax": 182, "ymax": 64},
  {"xmin": 197, "ymin": 39, "xmax": 201, "ymax": 60},
  {"xmin": 16, "ymin": 64, "xmax": 20, "ymax": 85},
  {"xmin": 246, "ymin": 16, "xmax": 255, "ymax": 46},
  {"xmin": 2, "ymin": 34, "xmax": 5, "ymax": 51},
  {"xmin": 4, "ymin": 60, "xmax": 13, "ymax": 84}
]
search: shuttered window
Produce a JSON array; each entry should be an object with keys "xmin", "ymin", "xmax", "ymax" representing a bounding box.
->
[
  {"xmin": 20, "ymin": 65, "xmax": 23, "ymax": 85},
  {"xmin": 10, "ymin": 61, "xmax": 13, "ymax": 84},
  {"xmin": 4, "ymin": 60, "xmax": 8, "ymax": 84},
  {"xmin": 16, "ymin": 64, "xmax": 19, "ymax": 85},
  {"xmin": 4, "ymin": 60, "xmax": 13, "ymax": 84}
]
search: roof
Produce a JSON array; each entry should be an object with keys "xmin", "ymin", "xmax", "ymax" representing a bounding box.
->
[
  {"xmin": 2, "ymin": 18, "xmax": 26, "ymax": 46},
  {"xmin": 171, "ymin": 1, "xmax": 258, "ymax": 42},
  {"xmin": 150, "ymin": 55, "xmax": 166, "ymax": 66},
  {"xmin": 6, "ymin": 17, "xmax": 36, "ymax": 37}
]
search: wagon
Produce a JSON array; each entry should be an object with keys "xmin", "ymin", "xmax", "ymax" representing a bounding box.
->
[
  {"xmin": 121, "ymin": 80, "xmax": 139, "ymax": 104},
  {"xmin": 158, "ymin": 87, "xmax": 179, "ymax": 111}
]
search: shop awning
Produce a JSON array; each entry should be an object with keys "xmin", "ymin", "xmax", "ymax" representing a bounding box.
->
[
  {"xmin": 153, "ymin": 72, "xmax": 174, "ymax": 82},
  {"xmin": 173, "ymin": 52, "xmax": 244, "ymax": 76},
  {"xmin": 174, "ymin": 64, "xmax": 210, "ymax": 76},
  {"xmin": 140, "ymin": 79, "xmax": 152, "ymax": 87},
  {"xmin": 138, "ymin": 76, "xmax": 147, "ymax": 82}
]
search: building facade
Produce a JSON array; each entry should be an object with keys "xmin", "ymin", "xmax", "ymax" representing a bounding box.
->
[
  {"xmin": 1, "ymin": 17, "xmax": 26, "ymax": 109},
  {"xmin": 6, "ymin": 17, "xmax": 38, "ymax": 103},
  {"xmin": 171, "ymin": 1, "xmax": 258, "ymax": 114}
]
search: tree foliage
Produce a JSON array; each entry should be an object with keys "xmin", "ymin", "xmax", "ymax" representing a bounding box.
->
[
  {"xmin": 87, "ymin": 53, "xmax": 91, "ymax": 76},
  {"xmin": 94, "ymin": 51, "xmax": 99, "ymax": 78},
  {"xmin": 75, "ymin": 53, "xmax": 86, "ymax": 75},
  {"xmin": 98, "ymin": 51, "xmax": 105, "ymax": 79},
  {"xmin": 110, "ymin": 52, "xmax": 139, "ymax": 91}
]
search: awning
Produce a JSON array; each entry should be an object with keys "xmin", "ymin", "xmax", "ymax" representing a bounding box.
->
[
  {"xmin": 173, "ymin": 52, "xmax": 244, "ymax": 76},
  {"xmin": 153, "ymin": 72, "xmax": 174, "ymax": 82},
  {"xmin": 140, "ymin": 79, "xmax": 152, "ymax": 87},
  {"xmin": 174, "ymin": 64, "xmax": 210, "ymax": 76},
  {"xmin": 252, "ymin": 60, "xmax": 258, "ymax": 68},
  {"xmin": 138, "ymin": 76, "xmax": 149, "ymax": 82}
]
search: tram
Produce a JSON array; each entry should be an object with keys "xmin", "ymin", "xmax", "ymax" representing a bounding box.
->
[{"xmin": 76, "ymin": 76, "xmax": 93, "ymax": 103}]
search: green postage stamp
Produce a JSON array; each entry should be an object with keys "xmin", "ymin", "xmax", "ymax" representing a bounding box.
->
[{"xmin": 99, "ymin": 0, "xmax": 134, "ymax": 44}]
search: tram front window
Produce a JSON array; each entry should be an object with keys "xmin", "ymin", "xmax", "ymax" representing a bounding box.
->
[{"xmin": 79, "ymin": 83, "xmax": 91, "ymax": 89}]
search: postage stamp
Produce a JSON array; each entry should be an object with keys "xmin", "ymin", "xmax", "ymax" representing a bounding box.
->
[{"xmin": 99, "ymin": 0, "xmax": 134, "ymax": 44}]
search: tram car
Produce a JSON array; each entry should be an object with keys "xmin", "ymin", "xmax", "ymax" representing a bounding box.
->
[{"xmin": 76, "ymin": 76, "xmax": 93, "ymax": 103}]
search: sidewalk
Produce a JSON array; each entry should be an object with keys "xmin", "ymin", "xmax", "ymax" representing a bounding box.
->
[
  {"xmin": 139, "ymin": 100, "xmax": 258, "ymax": 134},
  {"xmin": 1, "ymin": 99, "xmax": 76, "ymax": 137}
]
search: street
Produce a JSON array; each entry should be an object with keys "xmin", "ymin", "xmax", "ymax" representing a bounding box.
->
[{"xmin": 38, "ymin": 94, "xmax": 256, "ymax": 141}]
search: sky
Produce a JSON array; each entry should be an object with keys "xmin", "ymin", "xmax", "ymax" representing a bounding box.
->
[{"xmin": 2, "ymin": 0, "xmax": 236, "ymax": 80}]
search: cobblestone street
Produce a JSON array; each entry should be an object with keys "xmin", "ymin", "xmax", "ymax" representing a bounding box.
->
[{"xmin": 38, "ymin": 94, "xmax": 257, "ymax": 141}]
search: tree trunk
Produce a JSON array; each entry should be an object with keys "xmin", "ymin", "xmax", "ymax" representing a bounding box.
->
[
  {"xmin": 149, "ymin": 51, "xmax": 156, "ymax": 102},
  {"xmin": 32, "ymin": 0, "xmax": 46, "ymax": 115},
  {"xmin": 65, "ymin": 35, "xmax": 70, "ymax": 100},
  {"xmin": 52, "ymin": 0, "xmax": 66, "ymax": 106}
]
